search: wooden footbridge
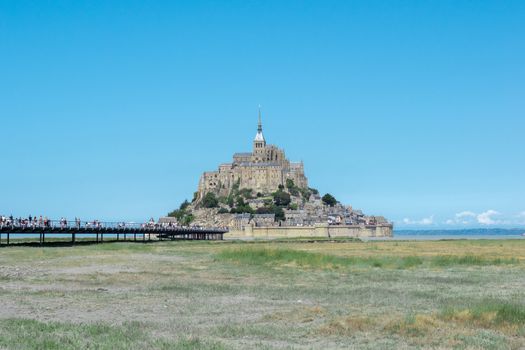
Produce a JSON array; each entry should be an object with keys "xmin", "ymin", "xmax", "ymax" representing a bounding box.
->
[{"xmin": 0, "ymin": 220, "xmax": 227, "ymax": 246}]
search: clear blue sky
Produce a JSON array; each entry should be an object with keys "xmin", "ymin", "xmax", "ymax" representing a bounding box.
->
[{"xmin": 1, "ymin": 0, "xmax": 524, "ymax": 228}]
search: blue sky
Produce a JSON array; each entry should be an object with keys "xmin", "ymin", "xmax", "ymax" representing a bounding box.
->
[{"xmin": 1, "ymin": 0, "xmax": 524, "ymax": 228}]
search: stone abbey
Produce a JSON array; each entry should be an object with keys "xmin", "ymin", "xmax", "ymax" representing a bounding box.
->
[
  {"xmin": 164, "ymin": 109, "xmax": 393, "ymax": 239},
  {"xmin": 197, "ymin": 111, "xmax": 308, "ymax": 200}
]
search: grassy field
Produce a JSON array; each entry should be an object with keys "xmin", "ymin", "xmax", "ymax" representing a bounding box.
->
[{"xmin": 0, "ymin": 239, "xmax": 524, "ymax": 349}]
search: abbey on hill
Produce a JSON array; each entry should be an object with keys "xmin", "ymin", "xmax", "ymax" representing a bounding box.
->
[
  {"xmin": 197, "ymin": 110, "xmax": 307, "ymax": 201},
  {"xmin": 166, "ymin": 110, "xmax": 392, "ymax": 238}
]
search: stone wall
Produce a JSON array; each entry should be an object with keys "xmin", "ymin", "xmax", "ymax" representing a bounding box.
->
[{"xmin": 225, "ymin": 224, "xmax": 393, "ymax": 240}]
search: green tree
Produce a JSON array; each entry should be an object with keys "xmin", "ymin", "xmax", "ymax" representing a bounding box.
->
[
  {"xmin": 256, "ymin": 206, "xmax": 272, "ymax": 214},
  {"xmin": 286, "ymin": 179, "xmax": 295, "ymax": 190},
  {"xmin": 236, "ymin": 196, "xmax": 246, "ymax": 207},
  {"xmin": 274, "ymin": 206, "xmax": 285, "ymax": 221},
  {"xmin": 230, "ymin": 205, "xmax": 254, "ymax": 214},
  {"xmin": 181, "ymin": 214, "xmax": 194, "ymax": 226},
  {"xmin": 168, "ymin": 199, "xmax": 191, "ymax": 220},
  {"xmin": 239, "ymin": 188, "xmax": 254, "ymax": 199},
  {"xmin": 167, "ymin": 209, "xmax": 184, "ymax": 220},
  {"xmin": 202, "ymin": 192, "xmax": 219, "ymax": 208},
  {"xmin": 288, "ymin": 203, "xmax": 299, "ymax": 210},
  {"xmin": 309, "ymin": 187, "xmax": 319, "ymax": 195},
  {"xmin": 299, "ymin": 188, "xmax": 311, "ymax": 200},
  {"xmin": 179, "ymin": 200, "xmax": 190, "ymax": 211},
  {"xmin": 227, "ymin": 195, "xmax": 235, "ymax": 208},
  {"xmin": 322, "ymin": 193, "xmax": 337, "ymax": 207},
  {"xmin": 273, "ymin": 190, "xmax": 291, "ymax": 207},
  {"xmin": 231, "ymin": 178, "xmax": 241, "ymax": 193},
  {"xmin": 289, "ymin": 187, "xmax": 300, "ymax": 197}
]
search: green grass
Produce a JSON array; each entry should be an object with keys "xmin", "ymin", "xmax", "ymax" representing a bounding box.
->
[
  {"xmin": 442, "ymin": 300, "xmax": 525, "ymax": 327},
  {"xmin": 216, "ymin": 247, "xmax": 519, "ymax": 270},
  {"xmin": 431, "ymin": 255, "xmax": 518, "ymax": 267},
  {"xmin": 268, "ymin": 236, "xmax": 363, "ymax": 243},
  {"xmin": 0, "ymin": 319, "xmax": 226, "ymax": 350},
  {"xmin": 217, "ymin": 246, "xmax": 409, "ymax": 269},
  {"xmin": 217, "ymin": 247, "xmax": 348, "ymax": 268},
  {"xmin": 454, "ymin": 331, "xmax": 510, "ymax": 350}
]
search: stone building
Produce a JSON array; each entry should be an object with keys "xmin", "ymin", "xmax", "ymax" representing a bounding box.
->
[
  {"xmin": 197, "ymin": 111, "xmax": 308, "ymax": 200},
  {"xmin": 252, "ymin": 214, "xmax": 276, "ymax": 227},
  {"xmin": 230, "ymin": 213, "xmax": 251, "ymax": 230}
]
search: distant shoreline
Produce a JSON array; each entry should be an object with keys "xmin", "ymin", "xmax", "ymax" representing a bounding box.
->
[
  {"xmin": 379, "ymin": 228, "xmax": 525, "ymax": 241},
  {"xmin": 395, "ymin": 228, "xmax": 525, "ymax": 235},
  {"xmin": 377, "ymin": 235, "xmax": 524, "ymax": 241}
]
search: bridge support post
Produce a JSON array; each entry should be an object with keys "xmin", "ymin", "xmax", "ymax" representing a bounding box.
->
[
  {"xmin": 7, "ymin": 232, "xmax": 9, "ymax": 245},
  {"xmin": 72, "ymin": 233, "xmax": 75, "ymax": 245},
  {"xmin": 96, "ymin": 233, "xmax": 99, "ymax": 243}
]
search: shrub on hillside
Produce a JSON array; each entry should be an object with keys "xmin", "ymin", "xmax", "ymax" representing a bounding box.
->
[
  {"xmin": 322, "ymin": 193, "xmax": 337, "ymax": 207},
  {"xmin": 273, "ymin": 190, "xmax": 291, "ymax": 207},
  {"xmin": 202, "ymin": 192, "xmax": 219, "ymax": 208}
]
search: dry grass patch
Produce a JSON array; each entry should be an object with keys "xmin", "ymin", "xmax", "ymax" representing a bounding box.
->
[
  {"xmin": 319, "ymin": 315, "xmax": 375, "ymax": 336},
  {"xmin": 263, "ymin": 306, "xmax": 327, "ymax": 324},
  {"xmin": 383, "ymin": 301, "xmax": 525, "ymax": 346},
  {"xmin": 385, "ymin": 313, "xmax": 445, "ymax": 338},
  {"xmin": 441, "ymin": 301, "xmax": 525, "ymax": 335}
]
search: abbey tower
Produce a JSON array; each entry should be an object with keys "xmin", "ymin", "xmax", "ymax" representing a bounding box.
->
[{"xmin": 196, "ymin": 110, "xmax": 308, "ymax": 201}]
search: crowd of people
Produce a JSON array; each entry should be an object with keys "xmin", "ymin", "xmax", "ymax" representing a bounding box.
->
[
  {"xmin": 0, "ymin": 215, "xmax": 105, "ymax": 229},
  {"xmin": 0, "ymin": 214, "xmax": 52, "ymax": 229},
  {"xmin": 0, "ymin": 215, "xmax": 225, "ymax": 232}
]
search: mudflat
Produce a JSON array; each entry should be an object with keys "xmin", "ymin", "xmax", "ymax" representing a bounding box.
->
[{"xmin": 0, "ymin": 239, "xmax": 524, "ymax": 349}]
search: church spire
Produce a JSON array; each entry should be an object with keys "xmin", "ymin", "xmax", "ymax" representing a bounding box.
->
[
  {"xmin": 258, "ymin": 105, "xmax": 263, "ymax": 133},
  {"xmin": 254, "ymin": 105, "xmax": 266, "ymax": 144}
]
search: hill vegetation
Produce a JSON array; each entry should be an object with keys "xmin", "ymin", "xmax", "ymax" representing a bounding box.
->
[{"xmin": 169, "ymin": 179, "xmax": 325, "ymax": 223}]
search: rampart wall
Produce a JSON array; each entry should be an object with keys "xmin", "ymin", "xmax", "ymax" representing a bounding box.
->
[{"xmin": 225, "ymin": 224, "xmax": 393, "ymax": 240}]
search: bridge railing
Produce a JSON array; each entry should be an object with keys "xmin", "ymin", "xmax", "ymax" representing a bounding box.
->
[{"xmin": 0, "ymin": 219, "xmax": 228, "ymax": 233}]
